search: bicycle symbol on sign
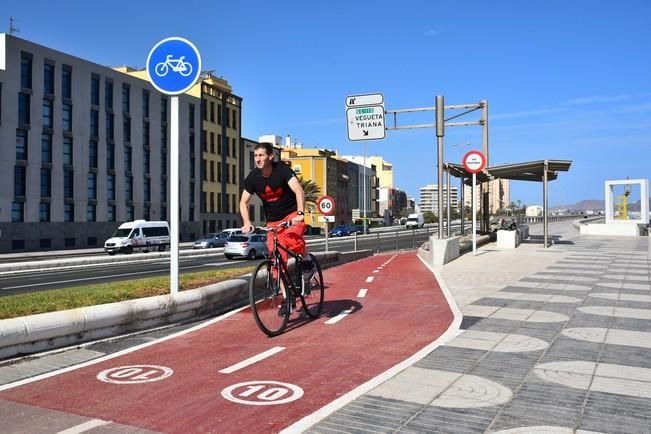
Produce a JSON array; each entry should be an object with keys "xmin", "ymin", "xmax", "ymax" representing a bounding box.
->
[{"xmin": 155, "ymin": 54, "xmax": 193, "ymax": 77}]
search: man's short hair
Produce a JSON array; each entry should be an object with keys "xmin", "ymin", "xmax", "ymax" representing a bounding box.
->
[{"xmin": 254, "ymin": 142, "xmax": 274, "ymax": 155}]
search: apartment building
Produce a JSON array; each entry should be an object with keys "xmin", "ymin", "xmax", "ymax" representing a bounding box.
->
[
  {"xmin": 0, "ymin": 34, "xmax": 201, "ymax": 252},
  {"xmin": 342, "ymin": 155, "xmax": 379, "ymax": 222},
  {"xmin": 419, "ymin": 184, "xmax": 459, "ymax": 213},
  {"xmin": 463, "ymin": 178, "xmax": 510, "ymax": 213}
]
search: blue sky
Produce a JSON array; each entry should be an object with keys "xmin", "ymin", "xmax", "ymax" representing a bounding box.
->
[{"xmin": 3, "ymin": 0, "xmax": 650, "ymax": 206}]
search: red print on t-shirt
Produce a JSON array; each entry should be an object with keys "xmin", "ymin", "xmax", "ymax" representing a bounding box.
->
[{"xmin": 260, "ymin": 185, "xmax": 284, "ymax": 202}]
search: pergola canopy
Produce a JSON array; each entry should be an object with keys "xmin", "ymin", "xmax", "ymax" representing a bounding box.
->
[{"xmin": 447, "ymin": 160, "xmax": 572, "ymax": 184}]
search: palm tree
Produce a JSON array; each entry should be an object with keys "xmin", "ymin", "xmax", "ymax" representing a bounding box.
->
[{"xmin": 298, "ymin": 177, "xmax": 321, "ymax": 215}]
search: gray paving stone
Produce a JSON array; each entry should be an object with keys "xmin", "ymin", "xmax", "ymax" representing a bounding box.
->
[
  {"xmin": 463, "ymin": 318, "xmax": 522, "ymax": 333},
  {"xmin": 514, "ymin": 325, "xmax": 560, "ymax": 342},
  {"xmin": 580, "ymin": 391, "xmax": 651, "ymax": 434},
  {"xmin": 399, "ymin": 407, "xmax": 497, "ymax": 434},
  {"xmin": 470, "ymin": 298, "xmax": 512, "ymax": 307},
  {"xmin": 609, "ymin": 317, "xmax": 651, "ymax": 332},
  {"xmin": 414, "ymin": 347, "xmax": 486, "ymax": 373},
  {"xmin": 468, "ymin": 352, "xmax": 540, "ymax": 389},
  {"xmin": 599, "ymin": 345, "xmax": 651, "ymax": 369},
  {"xmin": 540, "ymin": 337, "xmax": 602, "ymax": 362}
]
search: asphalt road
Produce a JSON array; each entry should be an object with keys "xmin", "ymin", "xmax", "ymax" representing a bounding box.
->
[{"xmin": 0, "ymin": 228, "xmax": 438, "ymax": 296}]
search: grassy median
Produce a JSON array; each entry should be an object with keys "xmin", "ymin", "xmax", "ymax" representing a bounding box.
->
[{"xmin": 0, "ymin": 266, "xmax": 256, "ymax": 320}]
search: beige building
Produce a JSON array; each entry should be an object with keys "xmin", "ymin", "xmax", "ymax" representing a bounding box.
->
[
  {"xmin": 419, "ymin": 184, "xmax": 459, "ymax": 213},
  {"xmin": 463, "ymin": 178, "xmax": 510, "ymax": 213}
]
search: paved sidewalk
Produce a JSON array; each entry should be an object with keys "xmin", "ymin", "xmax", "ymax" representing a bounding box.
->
[{"xmin": 306, "ymin": 223, "xmax": 651, "ymax": 433}]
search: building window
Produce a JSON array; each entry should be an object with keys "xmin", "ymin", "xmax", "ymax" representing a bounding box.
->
[
  {"xmin": 160, "ymin": 180, "xmax": 167, "ymax": 202},
  {"xmin": 210, "ymin": 101, "xmax": 215, "ymax": 122},
  {"xmin": 144, "ymin": 149, "xmax": 150, "ymax": 174},
  {"xmin": 88, "ymin": 172, "xmax": 97, "ymax": 199},
  {"xmin": 232, "ymin": 109, "xmax": 237, "ymax": 129},
  {"xmin": 64, "ymin": 170, "xmax": 74, "ymax": 198},
  {"xmin": 64, "ymin": 203, "xmax": 74, "ymax": 222},
  {"xmin": 123, "ymin": 117, "xmax": 131, "ymax": 142},
  {"xmin": 87, "ymin": 203, "xmax": 96, "ymax": 222},
  {"xmin": 210, "ymin": 132, "xmax": 215, "ymax": 153},
  {"xmin": 44, "ymin": 63, "xmax": 55, "ymax": 95},
  {"xmin": 218, "ymin": 192, "xmax": 222, "ymax": 212},
  {"xmin": 124, "ymin": 146, "xmax": 132, "ymax": 172},
  {"xmin": 232, "ymin": 164, "xmax": 237, "ymax": 184},
  {"xmin": 65, "ymin": 237, "xmax": 75, "ymax": 247},
  {"xmin": 122, "ymin": 83, "xmax": 130, "ymax": 113},
  {"xmin": 161, "ymin": 125, "xmax": 167, "ymax": 149},
  {"xmin": 14, "ymin": 166, "xmax": 26, "ymax": 197},
  {"xmin": 143, "ymin": 206, "xmax": 150, "ymax": 220},
  {"xmin": 160, "ymin": 206, "xmax": 166, "ymax": 220},
  {"xmin": 142, "ymin": 122, "xmax": 150, "ymax": 147},
  {"xmin": 217, "ymin": 163, "xmax": 222, "ymax": 182},
  {"xmin": 232, "ymin": 137, "xmax": 237, "ymax": 158},
  {"xmin": 18, "ymin": 93, "xmax": 30, "ymax": 124},
  {"xmin": 62, "ymin": 103, "xmax": 72, "ymax": 131},
  {"xmin": 20, "ymin": 52, "xmax": 32, "ymax": 89},
  {"xmin": 91, "ymin": 74, "xmax": 100, "ymax": 106},
  {"xmin": 142, "ymin": 90, "xmax": 149, "ymax": 118},
  {"xmin": 12, "ymin": 202, "xmax": 24, "ymax": 223},
  {"xmin": 144, "ymin": 178, "xmax": 151, "ymax": 202},
  {"xmin": 105, "ymin": 80, "xmax": 113, "ymax": 109},
  {"xmin": 125, "ymin": 176, "xmax": 133, "ymax": 201},
  {"xmin": 40, "ymin": 238, "xmax": 51, "ymax": 249},
  {"xmin": 107, "ymin": 142, "xmax": 115, "ymax": 170},
  {"xmin": 161, "ymin": 96, "xmax": 168, "ymax": 120},
  {"xmin": 108, "ymin": 205, "xmax": 116, "ymax": 222},
  {"xmin": 217, "ymin": 134, "xmax": 221, "ymax": 155},
  {"xmin": 209, "ymin": 161, "xmax": 214, "ymax": 182},
  {"xmin": 161, "ymin": 150, "xmax": 167, "ymax": 175},
  {"xmin": 39, "ymin": 203, "xmax": 50, "ymax": 222},
  {"xmin": 189, "ymin": 103, "xmax": 195, "ymax": 128},
  {"xmin": 217, "ymin": 104, "xmax": 222, "ymax": 125},
  {"xmin": 40, "ymin": 168, "xmax": 51, "ymax": 197},
  {"xmin": 201, "ymin": 129, "xmax": 207, "ymax": 152},
  {"xmin": 90, "ymin": 109, "xmax": 99, "ymax": 137},
  {"xmin": 16, "ymin": 129, "xmax": 28, "ymax": 160},
  {"xmin": 201, "ymin": 99, "xmax": 207, "ymax": 120},
  {"xmin": 41, "ymin": 133, "xmax": 52, "ymax": 163},
  {"xmin": 63, "ymin": 137, "xmax": 73, "ymax": 165},
  {"xmin": 42, "ymin": 99, "xmax": 53, "ymax": 128},
  {"xmin": 62, "ymin": 65, "xmax": 72, "ymax": 99},
  {"xmin": 225, "ymin": 164, "xmax": 229, "ymax": 185},
  {"xmin": 106, "ymin": 112, "xmax": 114, "ymax": 141},
  {"xmin": 127, "ymin": 205, "xmax": 134, "ymax": 221},
  {"xmin": 107, "ymin": 174, "xmax": 115, "ymax": 200},
  {"xmin": 89, "ymin": 140, "xmax": 98, "ymax": 168}
]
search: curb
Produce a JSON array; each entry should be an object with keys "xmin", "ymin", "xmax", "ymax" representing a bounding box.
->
[{"xmin": 0, "ymin": 250, "xmax": 373, "ymax": 360}]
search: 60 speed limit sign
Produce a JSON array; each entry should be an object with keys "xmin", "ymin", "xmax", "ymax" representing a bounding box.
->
[{"xmin": 316, "ymin": 195, "xmax": 336, "ymax": 216}]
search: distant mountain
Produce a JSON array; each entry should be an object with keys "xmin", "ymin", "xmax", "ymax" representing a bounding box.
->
[
  {"xmin": 552, "ymin": 198, "xmax": 651, "ymax": 211},
  {"xmin": 552, "ymin": 199, "xmax": 604, "ymax": 211}
]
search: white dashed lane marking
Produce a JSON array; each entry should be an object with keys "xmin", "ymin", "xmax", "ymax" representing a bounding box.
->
[
  {"xmin": 219, "ymin": 347, "xmax": 286, "ymax": 374},
  {"xmin": 357, "ymin": 289, "xmax": 368, "ymax": 298},
  {"xmin": 325, "ymin": 309, "xmax": 353, "ymax": 324},
  {"xmin": 366, "ymin": 276, "xmax": 374, "ymax": 283}
]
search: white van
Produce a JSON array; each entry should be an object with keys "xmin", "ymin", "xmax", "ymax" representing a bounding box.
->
[
  {"xmin": 405, "ymin": 213, "xmax": 425, "ymax": 229},
  {"xmin": 104, "ymin": 220, "xmax": 170, "ymax": 255}
]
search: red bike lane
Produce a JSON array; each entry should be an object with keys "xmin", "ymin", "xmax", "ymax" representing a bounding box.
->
[{"xmin": 0, "ymin": 252, "xmax": 454, "ymax": 433}]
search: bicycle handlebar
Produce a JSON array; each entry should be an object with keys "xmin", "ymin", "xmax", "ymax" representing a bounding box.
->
[{"xmin": 250, "ymin": 221, "xmax": 291, "ymax": 234}]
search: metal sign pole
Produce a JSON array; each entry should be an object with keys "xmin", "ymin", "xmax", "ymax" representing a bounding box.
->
[
  {"xmin": 472, "ymin": 172, "xmax": 477, "ymax": 255},
  {"xmin": 170, "ymin": 96, "xmax": 179, "ymax": 293},
  {"xmin": 436, "ymin": 96, "xmax": 444, "ymax": 239}
]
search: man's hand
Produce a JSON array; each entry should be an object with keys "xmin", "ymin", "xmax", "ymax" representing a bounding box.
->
[
  {"xmin": 242, "ymin": 224, "xmax": 254, "ymax": 234},
  {"xmin": 290, "ymin": 214, "xmax": 304, "ymax": 225}
]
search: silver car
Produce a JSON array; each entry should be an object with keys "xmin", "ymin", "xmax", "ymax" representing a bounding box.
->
[
  {"xmin": 192, "ymin": 232, "xmax": 230, "ymax": 249},
  {"xmin": 224, "ymin": 234, "xmax": 267, "ymax": 260}
]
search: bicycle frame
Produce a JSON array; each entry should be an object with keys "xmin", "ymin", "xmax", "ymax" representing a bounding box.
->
[{"xmin": 267, "ymin": 227, "xmax": 302, "ymax": 297}]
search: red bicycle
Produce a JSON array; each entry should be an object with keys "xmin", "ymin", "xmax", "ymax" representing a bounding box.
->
[{"xmin": 248, "ymin": 222, "xmax": 325, "ymax": 336}]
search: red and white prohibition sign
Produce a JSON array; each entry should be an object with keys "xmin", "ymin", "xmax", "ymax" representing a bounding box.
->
[{"xmin": 462, "ymin": 150, "xmax": 486, "ymax": 174}]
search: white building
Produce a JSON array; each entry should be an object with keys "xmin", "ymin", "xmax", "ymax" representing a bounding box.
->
[
  {"xmin": 0, "ymin": 34, "xmax": 201, "ymax": 252},
  {"xmin": 419, "ymin": 184, "xmax": 459, "ymax": 213}
]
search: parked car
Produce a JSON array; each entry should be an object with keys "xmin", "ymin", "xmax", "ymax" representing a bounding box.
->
[
  {"xmin": 329, "ymin": 225, "xmax": 352, "ymax": 237},
  {"xmin": 350, "ymin": 224, "xmax": 371, "ymax": 235},
  {"xmin": 224, "ymin": 234, "xmax": 267, "ymax": 259},
  {"xmin": 192, "ymin": 232, "xmax": 229, "ymax": 249}
]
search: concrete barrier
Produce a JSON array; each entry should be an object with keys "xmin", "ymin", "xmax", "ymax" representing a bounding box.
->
[
  {"xmin": 497, "ymin": 230, "xmax": 520, "ymax": 248},
  {"xmin": 0, "ymin": 250, "xmax": 373, "ymax": 360}
]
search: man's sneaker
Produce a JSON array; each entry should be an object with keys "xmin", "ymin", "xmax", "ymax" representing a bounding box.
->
[
  {"xmin": 277, "ymin": 297, "xmax": 296, "ymax": 316},
  {"xmin": 302, "ymin": 257, "xmax": 315, "ymax": 280}
]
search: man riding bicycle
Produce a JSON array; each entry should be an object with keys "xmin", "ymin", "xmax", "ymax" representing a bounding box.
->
[{"xmin": 239, "ymin": 143, "xmax": 312, "ymax": 304}]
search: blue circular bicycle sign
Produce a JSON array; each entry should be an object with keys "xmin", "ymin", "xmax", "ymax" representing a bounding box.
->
[{"xmin": 146, "ymin": 37, "xmax": 201, "ymax": 95}]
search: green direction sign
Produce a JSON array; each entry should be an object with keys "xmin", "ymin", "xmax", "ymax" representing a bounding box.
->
[{"xmin": 346, "ymin": 105, "xmax": 386, "ymax": 141}]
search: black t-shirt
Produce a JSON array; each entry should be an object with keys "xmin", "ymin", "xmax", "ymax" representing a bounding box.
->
[{"xmin": 243, "ymin": 162, "xmax": 298, "ymax": 222}]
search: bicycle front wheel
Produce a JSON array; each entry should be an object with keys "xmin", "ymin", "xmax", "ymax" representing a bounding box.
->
[
  {"xmin": 249, "ymin": 260, "xmax": 289, "ymax": 336},
  {"xmin": 300, "ymin": 254, "xmax": 324, "ymax": 318}
]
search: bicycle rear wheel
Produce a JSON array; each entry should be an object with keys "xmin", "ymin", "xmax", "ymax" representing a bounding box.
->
[
  {"xmin": 300, "ymin": 254, "xmax": 324, "ymax": 318},
  {"xmin": 249, "ymin": 260, "xmax": 289, "ymax": 336}
]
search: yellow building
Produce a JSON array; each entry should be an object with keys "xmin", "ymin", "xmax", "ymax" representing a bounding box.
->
[
  {"xmin": 189, "ymin": 74, "xmax": 242, "ymax": 233},
  {"xmin": 368, "ymin": 156, "xmax": 393, "ymax": 188},
  {"xmin": 280, "ymin": 147, "xmax": 347, "ymax": 226}
]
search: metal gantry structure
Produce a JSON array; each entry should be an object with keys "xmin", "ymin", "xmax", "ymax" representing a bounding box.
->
[{"xmin": 385, "ymin": 97, "xmax": 489, "ymax": 238}]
